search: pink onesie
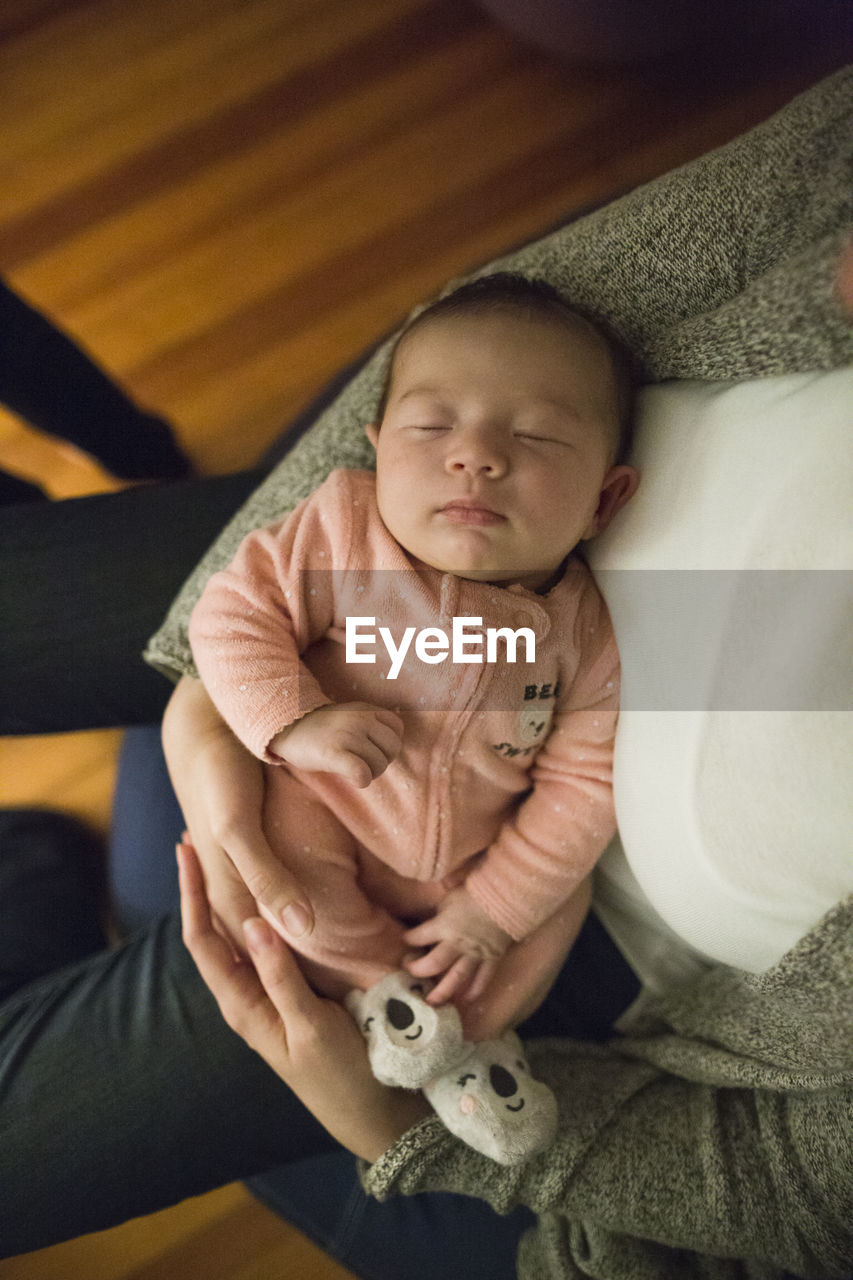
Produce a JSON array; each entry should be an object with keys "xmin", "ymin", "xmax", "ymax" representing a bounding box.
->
[{"xmin": 190, "ymin": 470, "xmax": 619, "ymax": 991}]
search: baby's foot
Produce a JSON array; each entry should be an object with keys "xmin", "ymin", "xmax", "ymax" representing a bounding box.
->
[
  {"xmin": 346, "ymin": 970, "xmax": 470, "ymax": 1089},
  {"xmin": 424, "ymin": 1031, "xmax": 558, "ymax": 1165}
]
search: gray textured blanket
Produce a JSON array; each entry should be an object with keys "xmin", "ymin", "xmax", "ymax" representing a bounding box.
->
[{"xmin": 145, "ymin": 67, "xmax": 852, "ymax": 680}]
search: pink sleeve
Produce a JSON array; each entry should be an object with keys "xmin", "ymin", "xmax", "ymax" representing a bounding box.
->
[
  {"xmin": 465, "ymin": 580, "xmax": 619, "ymax": 940},
  {"xmin": 188, "ymin": 479, "xmax": 350, "ymax": 760}
]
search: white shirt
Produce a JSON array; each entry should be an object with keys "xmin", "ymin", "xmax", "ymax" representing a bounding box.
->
[{"xmin": 587, "ymin": 369, "xmax": 852, "ymax": 991}]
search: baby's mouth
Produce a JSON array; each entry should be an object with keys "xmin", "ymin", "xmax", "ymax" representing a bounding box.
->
[{"xmin": 439, "ymin": 501, "xmax": 505, "ymax": 527}]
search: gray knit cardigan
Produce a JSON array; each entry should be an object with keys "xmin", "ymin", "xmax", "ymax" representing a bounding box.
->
[
  {"xmin": 144, "ymin": 67, "xmax": 852, "ymax": 682},
  {"xmin": 145, "ymin": 68, "xmax": 853, "ymax": 1278},
  {"xmin": 362, "ymin": 895, "xmax": 853, "ymax": 1278}
]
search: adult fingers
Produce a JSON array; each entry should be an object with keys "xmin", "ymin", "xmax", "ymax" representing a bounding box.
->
[
  {"xmin": 178, "ymin": 843, "xmax": 269, "ymax": 1021},
  {"xmin": 178, "ymin": 843, "xmax": 299, "ymax": 1072},
  {"xmin": 191, "ymin": 832, "xmax": 258, "ymax": 946},
  {"xmin": 242, "ymin": 916, "xmax": 326, "ymax": 1027},
  {"xmin": 217, "ymin": 821, "xmax": 314, "ymax": 941}
]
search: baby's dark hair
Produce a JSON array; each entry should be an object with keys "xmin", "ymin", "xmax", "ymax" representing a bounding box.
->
[{"xmin": 376, "ymin": 272, "xmax": 637, "ymax": 462}]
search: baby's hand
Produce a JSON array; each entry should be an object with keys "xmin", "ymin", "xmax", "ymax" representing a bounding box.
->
[
  {"xmin": 269, "ymin": 703, "xmax": 404, "ymax": 788},
  {"xmin": 403, "ymin": 887, "xmax": 511, "ymax": 1006}
]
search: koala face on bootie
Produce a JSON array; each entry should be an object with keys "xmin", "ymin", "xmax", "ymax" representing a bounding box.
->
[
  {"xmin": 345, "ymin": 970, "xmax": 469, "ymax": 1089},
  {"xmin": 424, "ymin": 1031, "xmax": 558, "ymax": 1165}
]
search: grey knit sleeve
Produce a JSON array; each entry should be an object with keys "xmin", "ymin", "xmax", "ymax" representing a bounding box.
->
[{"xmin": 363, "ymin": 897, "xmax": 853, "ymax": 1279}]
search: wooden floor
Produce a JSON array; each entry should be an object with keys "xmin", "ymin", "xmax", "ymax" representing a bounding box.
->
[{"xmin": 0, "ymin": 0, "xmax": 845, "ymax": 1274}]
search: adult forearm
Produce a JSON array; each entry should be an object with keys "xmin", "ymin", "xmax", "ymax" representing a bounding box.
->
[
  {"xmin": 552, "ymin": 1058, "xmax": 850, "ymax": 1277},
  {"xmin": 366, "ymin": 1041, "xmax": 852, "ymax": 1278}
]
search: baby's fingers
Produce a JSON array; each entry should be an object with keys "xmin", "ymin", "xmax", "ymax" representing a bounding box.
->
[
  {"xmin": 402, "ymin": 917, "xmax": 440, "ymax": 948},
  {"xmin": 426, "ymin": 955, "xmax": 481, "ymax": 1005},
  {"xmin": 460, "ymin": 959, "xmax": 498, "ymax": 1004},
  {"xmin": 330, "ymin": 741, "xmax": 389, "ymax": 788},
  {"xmin": 373, "ymin": 707, "xmax": 405, "ymax": 737},
  {"xmin": 328, "ymin": 749, "xmax": 375, "ymax": 788},
  {"xmin": 366, "ymin": 718, "xmax": 404, "ymax": 765},
  {"xmin": 405, "ymin": 940, "xmax": 460, "ymax": 979}
]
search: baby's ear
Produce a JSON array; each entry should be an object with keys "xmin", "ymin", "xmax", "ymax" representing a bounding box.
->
[
  {"xmin": 582, "ymin": 464, "xmax": 639, "ymax": 540},
  {"xmin": 365, "ymin": 423, "xmax": 380, "ymax": 449}
]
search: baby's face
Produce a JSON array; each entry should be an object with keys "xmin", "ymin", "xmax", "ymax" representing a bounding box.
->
[{"xmin": 367, "ymin": 311, "xmax": 622, "ymax": 590}]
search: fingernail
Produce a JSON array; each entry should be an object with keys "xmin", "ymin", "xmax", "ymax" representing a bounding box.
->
[
  {"xmin": 243, "ymin": 919, "xmax": 270, "ymax": 951},
  {"xmin": 282, "ymin": 902, "xmax": 311, "ymax": 938}
]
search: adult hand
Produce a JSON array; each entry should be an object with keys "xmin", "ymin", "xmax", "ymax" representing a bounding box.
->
[
  {"xmin": 162, "ymin": 675, "xmax": 314, "ymax": 949},
  {"xmin": 179, "ymin": 840, "xmax": 431, "ymax": 1162},
  {"xmin": 270, "ymin": 702, "xmax": 404, "ymax": 789}
]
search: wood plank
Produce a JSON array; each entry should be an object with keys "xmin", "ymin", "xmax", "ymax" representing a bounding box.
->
[
  {"xmin": 1, "ymin": 0, "xmax": 437, "ymax": 227},
  {"xmin": 0, "ymin": 1183, "xmax": 356, "ymax": 1280},
  {"xmin": 0, "ymin": 729, "xmax": 122, "ymax": 833}
]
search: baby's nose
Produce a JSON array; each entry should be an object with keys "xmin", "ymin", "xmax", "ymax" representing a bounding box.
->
[{"xmin": 445, "ymin": 432, "xmax": 507, "ymax": 476}]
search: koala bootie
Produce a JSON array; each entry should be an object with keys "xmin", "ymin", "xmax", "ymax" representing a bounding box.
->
[
  {"xmin": 424, "ymin": 1031, "xmax": 558, "ymax": 1165},
  {"xmin": 346, "ymin": 970, "xmax": 470, "ymax": 1090}
]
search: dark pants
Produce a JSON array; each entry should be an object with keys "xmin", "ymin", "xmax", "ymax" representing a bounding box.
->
[{"xmin": 0, "ymin": 468, "xmax": 265, "ymax": 732}]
